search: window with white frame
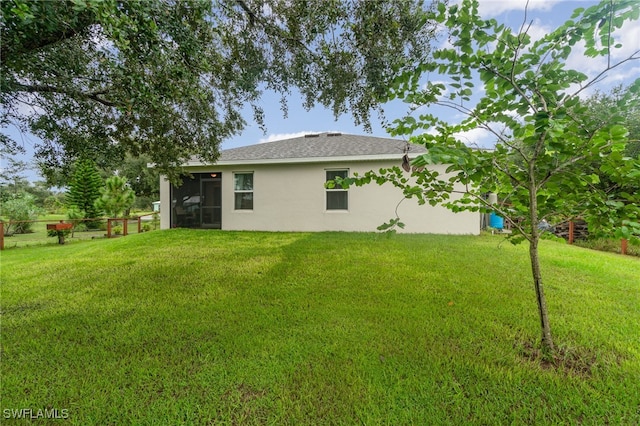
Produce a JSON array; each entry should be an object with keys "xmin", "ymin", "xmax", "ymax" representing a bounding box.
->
[
  {"xmin": 234, "ymin": 172, "xmax": 253, "ymax": 210},
  {"xmin": 326, "ymin": 169, "xmax": 348, "ymax": 210}
]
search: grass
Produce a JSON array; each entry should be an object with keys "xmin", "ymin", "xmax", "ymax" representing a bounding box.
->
[{"xmin": 1, "ymin": 230, "xmax": 639, "ymax": 424}]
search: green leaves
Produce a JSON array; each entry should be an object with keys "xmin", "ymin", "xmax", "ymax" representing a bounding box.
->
[
  {"xmin": 66, "ymin": 159, "xmax": 104, "ymax": 222},
  {"xmin": 2, "ymin": 0, "xmax": 440, "ymax": 183},
  {"xmin": 376, "ymin": 217, "xmax": 405, "ymax": 234},
  {"xmin": 371, "ymin": 0, "xmax": 640, "ymax": 245},
  {"xmin": 94, "ymin": 175, "xmax": 135, "ymax": 218}
]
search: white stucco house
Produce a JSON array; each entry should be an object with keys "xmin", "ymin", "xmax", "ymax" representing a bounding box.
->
[{"xmin": 158, "ymin": 132, "xmax": 479, "ymax": 234}]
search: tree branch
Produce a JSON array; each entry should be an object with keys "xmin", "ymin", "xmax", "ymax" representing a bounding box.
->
[
  {"xmin": 0, "ymin": 13, "xmax": 95, "ymax": 63},
  {"xmin": 449, "ymin": 188, "xmax": 531, "ymax": 240},
  {"xmin": 478, "ymin": 61, "xmax": 538, "ymax": 115},
  {"xmin": 233, "ymin": 0, "xmax": 316, "ymax": 56},
  {"xmin": 11, "ymin": 83, "xmax": 117, "ymax": 107},
  {"xmin": 570, "ymin": 51, "xmax": 640, "ymax": 100},
  {"xmin": 537, "ymin": 121, "xmax": 610, "ymax": 188}
]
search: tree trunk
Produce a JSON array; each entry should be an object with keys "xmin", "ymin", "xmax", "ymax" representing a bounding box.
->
[
  {"xmin": 528, "ymin": 165, "xmax": 555, "ymax": 354},
  {"xmin": 529, "ymin": 236, "xmax": 555, "ymax": 354}
]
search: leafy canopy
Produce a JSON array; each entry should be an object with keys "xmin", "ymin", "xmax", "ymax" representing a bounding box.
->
[{"xmin": 1, "ymin": 0, "xmax": 438, "ymax": 183}]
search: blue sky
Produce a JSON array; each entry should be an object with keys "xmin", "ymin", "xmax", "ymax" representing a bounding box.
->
[{"xmin": 4, "ymin": 0, "xmax": 639, "ymax": 182}]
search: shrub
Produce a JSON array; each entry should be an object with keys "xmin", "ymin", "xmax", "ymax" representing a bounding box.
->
[
  {"xmin": 1, "ymin": 193, "xmax": 41, "ymax": 234},
  {"xmin": 43, "ymin": 194, "xmax": 65, "ymax": 214},
  {"xmin": 152, "ymin": 212, "xmax": 160, "ymax": 230},
  {"xmin": 66, "ymin": 206, "xmax": 85, "ymax": 236},
  {"xmin": 574, "ymin": 237, "xmax": 640, "ymax": 257}
]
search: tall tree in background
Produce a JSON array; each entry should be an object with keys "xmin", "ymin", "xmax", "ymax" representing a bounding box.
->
[
  {"xmin": 115, "ymin": 154, "xmax": 160, "ymax": 209},
  {"xmin": 94, "ymin": 176, "xmax": 135, "ymax": 218},
  {"xmin": 584, "ymin": 85, "xmax": 640, "ymax": 159},
  {"xmin": 1, "ymin": 0, "xmax": 438, "ymax": 183},
  {"xmin": 580, "ymin": 85, "xmax": 640, "ymax": 237},
  {"xmin": 0, "ymin": 145, "xmax": 27, "ymax": 190},
  {"xmin": 336, "ymin": 0, "xmax": 640, "ymax": 355},
  {"xmin": 66, "ymin": 159, "xmax": 103, "ymax": 225}
]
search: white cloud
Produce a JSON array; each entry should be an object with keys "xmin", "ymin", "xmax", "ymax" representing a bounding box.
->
[
  {"xmin": 258, "ymin": 131, "xmax": 337, "ymax": 143},
  {"xmin": 474, "ymin": 0, "xmax": 560, "ymax": 17},
  {"xmin": 420, "ymin": 125, "xmax": 497, "ymax": 148},
  {"xmin": 525, "ymin": 20, "xmax": 554, "ymax": 43},
  {"xmin": 454, "ymin": 127, "xmax": 497, "ymax": 148},
  {"xmin": 563, "ymin": 19, "xmax": 640, "ymax": 97}
]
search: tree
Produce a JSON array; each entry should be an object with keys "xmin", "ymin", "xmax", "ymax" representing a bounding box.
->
[
  {"xmin": 0, "ymin": 144, "xmax": 28, "ymax": 200},
  {"xmin": 579, "ymin": 85, "xmax": 640, "ymax": 237},
  {"xmin": 66, "ymin": 159, "xmax": 103, "ymax": 224},
  {"xmin": 336, "ymin": 0, "xmax": 640, "ymax": 355},
  {"xmin": 0, "ymin": 175, "xmax": 63, "ymax": 212},
  {"xmin": 94, "ymin": 176, "xmax": 135, "ymax": 218},
  {"xmin": 584, "ymin": 85, "xmax": 640, "ymax": 159},
  {"xmin": 0, "ymin": 156, "xmax": 27, "ymax": 190},
  {"xmin": 1, "ymin": 0, "xmax": 438, "ymax": 183},
  {"xmin": 1, "ymin": 192, "xmax": 41, "ymax": 234},
  {"xmin": 114, "ymin": 154, "xmax": 160, "ymax": 210}
]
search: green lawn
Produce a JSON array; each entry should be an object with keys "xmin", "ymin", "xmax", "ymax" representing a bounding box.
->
[{"xmin": 1, "ymin": 231, "xmax": 639, "ymax": 424}]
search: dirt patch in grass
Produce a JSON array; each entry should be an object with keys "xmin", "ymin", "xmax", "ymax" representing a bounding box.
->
[{"xmin": 514, "ymin": 338, "xmax": 625, "ymax": 377}]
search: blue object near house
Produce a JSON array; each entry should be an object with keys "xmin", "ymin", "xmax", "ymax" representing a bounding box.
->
[{"xmin": 489, "ymin": 212, "xmax": 504, "ymax": 230}]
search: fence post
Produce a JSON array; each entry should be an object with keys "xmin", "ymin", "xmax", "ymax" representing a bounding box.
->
[
  {"xmin": 123, "ymin": 218, "xmax": 128, "ymax": 236},
  {"xmin": 138, "ymin": 216, "xmax": 142, "ymax": 233},
  {"xmin": 621, "ymin": 238, "xmax": 628, "ymax": 255},
  {"xmin": 107, "ymin": 218, "xmax": 112, "ymax": 238},
  {"xmin": 0, "ymin": 222, "xmax": 4, "ymax": 250},
  {"xmin": 568, "ymin": 221, "xmax": 575, "ymax": 245}
]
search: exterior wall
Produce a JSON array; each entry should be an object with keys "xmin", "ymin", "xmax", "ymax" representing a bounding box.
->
[
  {"xmin": 159, "ymin": 176, "xmax": 171, "ymax": 230},
  {"xmin": 159, "ymin": 160, "xmax": 479, "ymax": 234}
]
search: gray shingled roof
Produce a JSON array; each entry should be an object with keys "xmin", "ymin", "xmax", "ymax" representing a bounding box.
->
[{"xmin": 216, "ymin": 132, "xmax": 426, "ymax": 163}]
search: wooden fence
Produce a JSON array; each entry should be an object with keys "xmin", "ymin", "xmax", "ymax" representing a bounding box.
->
[
  {"xmin": 1, "ymin": 214, "xmax": 157, "ymax": 250},
  {"xmin": 559, "ymin": 219, "xmax": 629, "ymax": 255}
]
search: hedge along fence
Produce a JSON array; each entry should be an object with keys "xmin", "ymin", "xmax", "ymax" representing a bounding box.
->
[
  {"xmin": 0, "ymin": 214, "xmax": 159, "ymax": 250},
  {"xmin": 557, "ymin": 219, "xmax": 631, "ymax": 256}
]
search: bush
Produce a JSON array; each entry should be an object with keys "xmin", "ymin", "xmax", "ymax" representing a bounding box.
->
[
  {"xmin": 133, "ymin": 196, "xmax": 154, "ymax": 211},
  {"xmin": 574, "ymin": 237, "xmax": 640, "ymax": 257},
  {"xmin": 152, "ymin": 212, "xmax": 160, "ymax": 230},
  {"xmin": 66, "ymin": 206, "xmax": 85, "ymax": 236},
  {"xmin": 43, "ymin": 194, "xmax": 65, "ymax": 214},
  {"xmin": 1, "ymin": 193, "xmax": 41, "ymax": 234}
]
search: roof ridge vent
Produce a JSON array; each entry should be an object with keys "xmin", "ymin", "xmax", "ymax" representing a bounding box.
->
[
  {"xmin": 327, "ymin": 132, "xmax": 342, "ymax": 137},
  {"xmin": 304, "ymin": 134, "xmax": 320, "ymax": 138}
]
